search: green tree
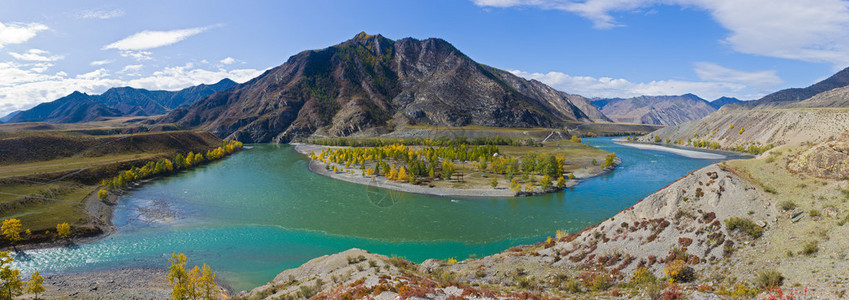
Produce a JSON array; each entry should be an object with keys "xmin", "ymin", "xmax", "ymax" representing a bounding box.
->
[
  {"xmin": 441, "ymin": 161, "xmax": 455, "ymax": 180},
  {"xmin": 0, "ymin": 251, "xmax": 22, "ymax": 300},
  {"xmin": 540, "ymin": 175, "xmax": 552, "ymax": 190},
  {"xmin": 556, "ymin": 176, "xmax": 566, "ymax": 188},
  {"xmin": 26, "ymin": 270, "xmax": 44, "ymax": 300},
  {"xmin": 490, "ymin": 177, "xmax": 498, "ymax": 188}
]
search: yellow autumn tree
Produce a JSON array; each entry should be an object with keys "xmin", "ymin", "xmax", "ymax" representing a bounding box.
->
[
  {"xmin": 168, "ymin": 253, "xmax": 193, "ymax": 300},
  {"xmin": 26, "ymin": 270, "xmax": 44, "ymax": 300},
  {"xmin": 197, "ymin": 264, "xmax": 217, "ymax": 299},
  {"xmin": 56, "ymin": 223, "xmax": 70, "ymax": 240},
  {"xmin": 1, "ymin": 219, "xmax": 22, "ymax": 249},
  {"xmin": 397, "ymin": 166, "xmax": 409, "ymax": 182},
  {"xmin": 0, "ymin": 251, "xmax": 23, "ymax": 299}
]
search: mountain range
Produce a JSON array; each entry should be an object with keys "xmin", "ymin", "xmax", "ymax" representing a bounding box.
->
[
  {"xmin": 161, "ymin": 32, "xmax": 610, "ymax": 143},
  {"xmin": 591, "ymin": 94, "xmax": 718, "ymax": 126},
  {"xmin": 6, "ymin": 79, "xmax": 237, "ymax": 124}
]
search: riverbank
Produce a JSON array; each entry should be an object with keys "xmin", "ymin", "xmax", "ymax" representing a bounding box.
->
[
  {"xmin": 293, "ymin": 143, "xmax": 619, "ymax": 197},
  {"xmin": 615, "ymin": 140, "xmax": 728, "ymax": 159}
]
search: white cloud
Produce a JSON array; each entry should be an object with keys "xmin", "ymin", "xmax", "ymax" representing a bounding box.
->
[
  {"xmin": 77, "ymin": 9, "xmax": 125, "ymax": 19},
  {"xmin": 90, "ymin": 59, "xmax": 113, "ymax": 66},
  {"xmin": 119, "ymin": 50, "xmax": 153, "ymax": 61},
  {"xmin": 511, "ymin": 69, "xmax": 764, "ymax": 100},
  {"xmin": 9, "ymin": 49, "xmax": 63, "ymax": 62},
  {"xmin": 219, "ymin": 57, "xmax": 236, "ymax": 65},
  {"xmin": 693, "ymin": 62, "xmax": 783, "ymax": 91},
  {"xmin": 472, "ymin": 0, "xmax": 849, "ymax": 66},
  {"xmin": 0, "ymin": 21, "xmax": 48, "ymax": 48},
  {"xmin": 124, "ymin": 63, "xmax": 262, "ymax": 91},
  {"xmin": 104, "ymin": 26, "xmax": 213, "ymax": 51},
  {"xmin": 0, "ymin": 62, "xmax": 265, "ymax": 117},
  {"xmin": 119, "ymin": 64, "xmax": 143, "ymax": 74}
]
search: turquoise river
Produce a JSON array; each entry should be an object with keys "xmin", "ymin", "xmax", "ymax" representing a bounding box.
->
[{"xmin": 11, "ymin": 137, "xmax": 733, "ymax": 291}]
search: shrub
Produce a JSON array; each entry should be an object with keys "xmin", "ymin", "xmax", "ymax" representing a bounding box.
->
[
  {"xmin": 755, "ymin": 270, "xmax": 784, "ymax": 289},
  {"xmin": 724, "ymin": 217, "xmax": 763, "ymax": 238},
  {"xmin": 809, "ymin": 209, "xmax": 820, "ymax": 217},
  {"xmin": 800, "ymin": 241, "xmax": 818, "ymax": 256},
  {"xmin": 663, "ymin": 260, "xmax": 694, "ymax": 283},
  {"xmin": 779, "ymin": 200, "xmax": 796, "ymax": 211},
  {"xmin": 632, "ymin": 267, "xmax": 657, "ymax": 285}
]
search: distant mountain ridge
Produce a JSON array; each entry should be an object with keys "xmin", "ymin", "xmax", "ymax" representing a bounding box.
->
[
  {"xmin": 708, "ymin": 97, "xmax": 743, "ymax": 110},
  {"xmin": 8, "ymin": 79, "xmax": 237, "ymax": 124},
  {"xmin": 591, "ymin": 94, "xmax": 715, "ymax": 126},
  {"xmin": 0, "ymin": 110, "xmax": 21, "ymax": 123},
  {"xmin": 726, "ymin": 66, "xmax": 849, "ymax": 110},
  {"xmin": 162, "ymin": 32, "xmax": 611, "ymax": 143}
]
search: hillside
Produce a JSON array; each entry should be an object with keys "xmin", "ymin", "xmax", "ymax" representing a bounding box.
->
[
  {"xmin": 8, "ymin": 79, "xmax": 236, "ymax": 123},
  {"xmin": 162, "ymin": 32, "xmax": 611, "ymax": 143},
  {"xmin": 592, "ymin": 94, "xmax": 715, "ymax": 125},
  {"xmin": 641, "ymin": 68, "xmax": 849, "ymax": 149}
]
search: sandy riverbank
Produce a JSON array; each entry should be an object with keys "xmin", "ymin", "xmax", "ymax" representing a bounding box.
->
[
  {"xmin": 293, "ymin": 143, "xmax": 618, "ymax": 197},
  {"xmin": 615, "ymin": 140, "xmax": 727, "ymax": 159}
]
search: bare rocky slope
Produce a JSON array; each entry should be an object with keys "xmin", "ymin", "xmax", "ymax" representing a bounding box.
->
[
  {"xmin": 592, "ymin": 94, "xmax": 716, "ymax": 126},
  {"xmin": 161, "ymin": 33, "xmax": 611, "ymax": 143}
]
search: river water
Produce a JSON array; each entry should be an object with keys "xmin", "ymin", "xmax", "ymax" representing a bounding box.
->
[{"xmin": 11, "ymin": 137, "xmax": 730, "ymax": 291}]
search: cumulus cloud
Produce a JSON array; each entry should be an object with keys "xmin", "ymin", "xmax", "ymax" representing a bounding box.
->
[
  {"xmin": 510, "ymin": 69, "xmax": 764, "ymax": 100},
  {"xmin": 0, "ymin": 21, "xmax": 48, "ymax": 48},
  {"xmin": 104, "ymin": 26, "xmax": 213, "ymax": 51},
  {"xmin": 0, "ymin": 62, "xmax": 265, "ymax": 116},
  {"xmin": 77, "ymin": 9, "xmax": 125, "ymax": 19},
  {"xmin": 472, "ymin": 0, "xmax": 849, "ymax": 66},
  {"xmin": 9, "ymin": 49, "xmax": 63, "ymax": 61},
  {"xmin": 219, "ymin": 57, "xmax": 236, "ymax": 65}
]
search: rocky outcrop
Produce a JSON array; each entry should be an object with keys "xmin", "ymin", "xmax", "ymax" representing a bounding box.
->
[
  {"xmin": 787, "ymin": 132, "xmax": 849, "ymax": 179},
  {"xmin": 592, "ymin": 94, "xmax": 715, "ymax": 126},
  {"xmin": 162, "ymin": 33, "xmax": 611, "ymax": 143}
]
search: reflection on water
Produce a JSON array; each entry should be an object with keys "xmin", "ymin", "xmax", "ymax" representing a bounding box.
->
[{"xmin": 11, "ymin": 137, "xmax": 730, "ymax": 291}]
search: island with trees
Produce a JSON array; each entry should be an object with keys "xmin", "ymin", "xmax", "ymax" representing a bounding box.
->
[{"xmin": 295, "ymin": 136, "xmax": 620, "ymax": 197}]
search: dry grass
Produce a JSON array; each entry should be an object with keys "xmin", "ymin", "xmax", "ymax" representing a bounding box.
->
[{"xmin": 722, "ymin": 145, "xmax": 849, "ymax": 288}]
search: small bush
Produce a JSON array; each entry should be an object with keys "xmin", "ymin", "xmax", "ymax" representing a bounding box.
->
[
  {"xmin": 809, "ymin": 209, "xmax": 821, "ymax": 217},
  {"xmin": 800, "ymin": 241, "xmax": 819, "ymax": 256},
  {"xmin": 755, "ymin": 270, "xmax": 784, "ymax": 289},
  {"xmin": 632, "ymin": 267, "xmax": 657, "ymax": 285},
  {"xmin": 779, "ymin": 200, "xmax": 796, "ymax": 211},
  {"xmin": 724, "ymin": 217, "xmax": 763, "ymax": 238},
  {"xmin": 663, "ymin": 260, "xmax": 694, "ymax": 283}
]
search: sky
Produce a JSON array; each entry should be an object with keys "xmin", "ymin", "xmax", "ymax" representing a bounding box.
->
[{"xmin": 1, "ymin": 0, "xmax": 848, "ymax": 117}]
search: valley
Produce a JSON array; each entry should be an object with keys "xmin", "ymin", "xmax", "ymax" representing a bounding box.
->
[{"xmin": 0, "ymin": 16, "xmax": 847, "ymax": 299}]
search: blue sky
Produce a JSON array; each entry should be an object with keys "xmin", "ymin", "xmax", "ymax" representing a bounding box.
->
[{"xmin": 1, "ymin": 0, "xmax": 848, "ymax": 117}]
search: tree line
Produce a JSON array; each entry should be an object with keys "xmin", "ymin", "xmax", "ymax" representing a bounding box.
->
[{"xmin": 102, "ymin": 140, "xmax": 243, "ymax": 191}]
